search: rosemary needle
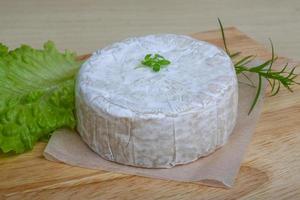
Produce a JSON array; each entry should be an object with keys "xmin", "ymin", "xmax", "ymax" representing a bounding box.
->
[{"xmin": 218, "ymin": 18, "xmax": 299, "ymax": 114}]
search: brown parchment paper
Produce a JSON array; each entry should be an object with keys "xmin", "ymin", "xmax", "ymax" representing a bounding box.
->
[{"xmin": 44, "ymin": 65, "xmax": 266, "ymax": 188}]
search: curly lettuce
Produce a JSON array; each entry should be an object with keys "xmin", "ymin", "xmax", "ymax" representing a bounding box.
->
[{"xmin": 0, "ymin": 41, "xmax": 81, "ymax": 153}]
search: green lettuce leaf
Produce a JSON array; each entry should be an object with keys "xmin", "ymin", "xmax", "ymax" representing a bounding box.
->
[{"xmin": 0, "ymin": 41, "xmax": 81, "ymax": 153}]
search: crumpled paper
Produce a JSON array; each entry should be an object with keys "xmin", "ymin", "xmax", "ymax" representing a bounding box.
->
[{"xmin": 44, "ymin": 64, "xmax": 266, "ymax": 188}]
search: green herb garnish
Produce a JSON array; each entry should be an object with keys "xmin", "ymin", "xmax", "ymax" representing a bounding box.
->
[
  {"xmin": 140, "ymin": 54, "xmax": 171, "ymax": 72},
  {"xmin": 218, "ymin": 18, "xmax": 299, "ymax": 114}
]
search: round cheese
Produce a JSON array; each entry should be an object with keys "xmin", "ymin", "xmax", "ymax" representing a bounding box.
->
[{"xmin": 76, "ymin": 34, "xmax": 238, "ymax": 168}]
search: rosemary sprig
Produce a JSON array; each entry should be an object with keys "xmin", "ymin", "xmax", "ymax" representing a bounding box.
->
[
  {"xmin": 141, "ymin": 53, "xmax": 171, "ymax": 72},
  {"xmin": 218, "ymin": 18, "xmax": 299, "ymax": 114}
]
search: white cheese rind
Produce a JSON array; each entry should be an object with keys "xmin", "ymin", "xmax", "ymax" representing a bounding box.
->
[{"xmin": 76, "ymin": 34, "xmax": 238, "ymax": 168}]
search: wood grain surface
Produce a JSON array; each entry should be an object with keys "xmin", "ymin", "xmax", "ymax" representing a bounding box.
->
[
  {"xmin": 0, "ymin": 28, "xmax": 300, "ymax": 200},
  {"xmin": 1, "ymin": 0, "xmax": 300, "ymax": 60}
]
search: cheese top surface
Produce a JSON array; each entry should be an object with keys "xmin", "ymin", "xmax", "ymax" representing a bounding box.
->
[{"xmin": 78, "ymin": 34, "xmax": 235, "ymax": 117}]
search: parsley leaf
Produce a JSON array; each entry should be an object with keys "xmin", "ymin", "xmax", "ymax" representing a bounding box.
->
[{"xmin": 140, "ymin": 54, "xmax": 171, "ymax": 72}]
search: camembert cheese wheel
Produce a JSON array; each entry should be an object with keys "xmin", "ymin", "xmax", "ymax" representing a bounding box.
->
[{"xmin": 76, "ymin": 34, "xmax": 238, "ymax": 168}]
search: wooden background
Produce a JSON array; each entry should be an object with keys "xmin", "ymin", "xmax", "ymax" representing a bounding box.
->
[
  {"xmin": 0, "ymin": 0, "xmax": 300, "ymax": 59},
  {"xmin": 0, "ymin": 27, "xmax": 300, "ymax": 200}
]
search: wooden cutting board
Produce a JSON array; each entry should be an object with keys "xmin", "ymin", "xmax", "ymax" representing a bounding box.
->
[{"xmin": 1, "ymin": 27, "xmax": 300, "ymax": 200}]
